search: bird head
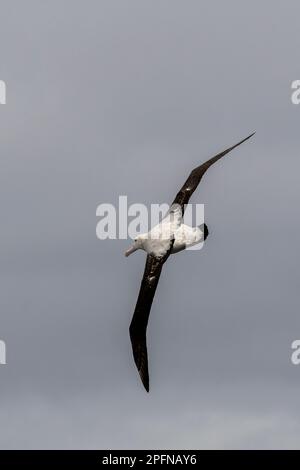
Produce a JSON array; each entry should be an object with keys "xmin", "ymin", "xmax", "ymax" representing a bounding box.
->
[{"xmin": 124, "ymin": 236, "xmax": 144, "ymax": 257}]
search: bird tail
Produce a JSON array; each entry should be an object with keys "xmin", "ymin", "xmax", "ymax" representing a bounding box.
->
[{"xmin": 199, "ymin": 223, "xmax": 209, "ymax": 240}]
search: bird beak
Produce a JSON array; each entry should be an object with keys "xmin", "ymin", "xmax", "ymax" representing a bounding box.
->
[{"xmin": 125, "ymin": 245, "xmax": 138, "ymax": 257}]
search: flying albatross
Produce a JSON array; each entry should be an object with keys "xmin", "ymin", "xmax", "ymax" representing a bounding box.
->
[{"xmin": 125, "ymin": 132, "xmax": 255, "ymax": 391}]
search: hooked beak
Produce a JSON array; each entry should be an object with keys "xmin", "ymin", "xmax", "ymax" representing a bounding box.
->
[{"xmin": 125, "ymin": 245, "xmax": 138, "ymax": 257}]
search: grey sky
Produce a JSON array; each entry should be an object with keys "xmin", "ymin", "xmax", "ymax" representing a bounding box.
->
[{"xmin": 0, "ymin": 0, "xmax": 300, "ymax": 449}]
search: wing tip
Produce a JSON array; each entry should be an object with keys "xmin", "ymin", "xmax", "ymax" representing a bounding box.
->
[
  {"xmin": 239, "ymin": 131, "xmax": 256, "ymax": 145},
  {"xmin": 138, "ymin": 364, "xmax": 150, "ymax": 393},
  {"xmin": 140, "ymin": 374, "xmax": 149, "ymax": 393},
  {"xmin": 247, "ymin": 131, "xmax": 256, "ymax": 139},
  {"xmin": 227, "ymin": 131, "xmax": 255, "ymax": 155},
  {"xmin": 129, "ymin": 329, "xmax": 150, "ymax": 393}
]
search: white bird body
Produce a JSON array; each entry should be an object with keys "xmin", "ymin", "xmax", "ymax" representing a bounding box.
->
[
  {"xmin": 125, "ymin": 205, "xmax": 204, "ymax": 258},
  {"xmin": 140, "ymin": 223, "xmax": 203, "ymax": 257},
  {"xmin": 172, "ymin": 224, "xmax": 203, "ymax": 253}
]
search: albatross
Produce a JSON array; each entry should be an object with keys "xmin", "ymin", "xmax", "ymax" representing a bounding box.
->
[{"xmin": 125, "ymin": 132, "xmax": 255, "ymax": 392}]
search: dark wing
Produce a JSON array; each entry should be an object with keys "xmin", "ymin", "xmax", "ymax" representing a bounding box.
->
[
  {"xmin": 129, "ymin": 243, "xmax": 174, "ymax": 392},
  {"xmin": 172, "ymin": 132, "xmax": 255, "ymax": 215}
]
